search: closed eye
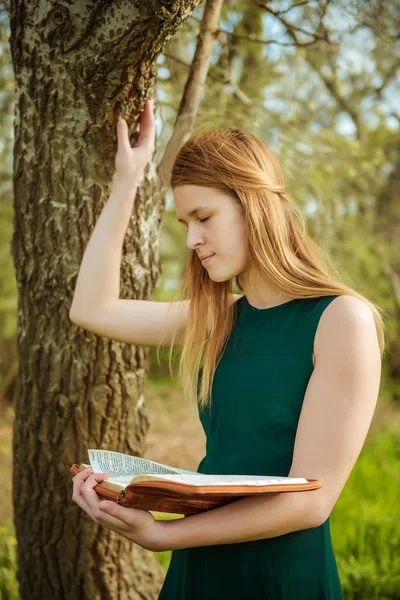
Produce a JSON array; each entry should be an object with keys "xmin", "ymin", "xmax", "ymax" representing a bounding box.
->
[{"xmin": 179, "ymin": 216, "xmax": 210, "ymax": 227}]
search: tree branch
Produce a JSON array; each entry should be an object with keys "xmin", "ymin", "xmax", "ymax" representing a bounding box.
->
[
  {"xmin": 157, "ymin": 0, "xmax": 225, "ymax": 189},
  {"xmin": 0, "ymin": 0, "xmax": 10, "ymax": 16},
  {"xmin": 276, "ymin": 1, "xmax": 310, "ymax": 16},
  {"xmin": 215, "ymin": 27, "xmax": 322, "ymax": 47},
  {"xmin": 252, "ymin": 0, "xmax": 361, "ymax": 139},
  {"xmin": 163, "ymin": 51, "xmax": 251, "ymax": 105},
  {"xmin": 252, "ymin": 0, "xmax": 329, "ymax": 43}
]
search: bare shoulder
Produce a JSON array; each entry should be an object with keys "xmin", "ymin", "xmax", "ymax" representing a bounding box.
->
[
  {"xmin": 321, "ymin": 295, "xmax": 375, "ymax": 326},
  {"xmin": 315, "ymin": 295, "xmax": 378, "ymax": 359}
]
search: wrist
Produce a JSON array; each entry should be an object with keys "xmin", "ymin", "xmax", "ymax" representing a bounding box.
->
[
  {"xmin": 150, "ymin": 519, "xmax": 170, "ymax": 553},
  {"xmin": 112, "ymin": 172, "xmax": 141, "ymax": 191},
  {"xmin": 152, "ymin": 517, "xmax": 183, "ymax": 553}
]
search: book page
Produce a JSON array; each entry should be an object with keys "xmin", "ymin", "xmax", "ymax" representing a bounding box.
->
[
  {"xmin": 133, "ymin": 473, "xmax": 309, "ymax": 486},
  {"xmin": 86, "ymin": 449, "xmax": 197, "ymax": 481}
]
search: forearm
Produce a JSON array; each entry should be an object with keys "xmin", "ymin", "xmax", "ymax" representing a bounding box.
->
[
  {"xmin": 70, "ymin": 175, "xmax": 139, "ymax": 318},
  {"xmin": 156, "ymin": 490, "xmax": 324, "ymax": 552}
]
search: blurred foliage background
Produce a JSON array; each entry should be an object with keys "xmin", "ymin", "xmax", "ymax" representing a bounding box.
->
[{"xmin": 1, "ymin": 1, "xmax": 399, "ymax": 598}]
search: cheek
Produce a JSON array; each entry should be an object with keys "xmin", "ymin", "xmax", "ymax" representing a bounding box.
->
[{"xmin": 222, "ymin": 220, "xmax": 247, "ymax": 257}]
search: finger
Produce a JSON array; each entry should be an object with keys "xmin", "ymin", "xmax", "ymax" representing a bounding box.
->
[
  {"xmin": 72, "ymin": 490, "xmax": 97, "ymax": 519},
  {"xmin": 136, "ymin": 100, "xmax": 155, "ymax": 151},
  {"xmin": 72, "ymin": 475, "xmax": 134, "ymax": 534},
  {"xmin": 98, "ymin": 500, "xmax": 138, "ymax": 525},
  {"xmin": 72, "ymin": 472, "xmax": 118, "ymax": 525},
  {"xmin": 117, "ymin": 118, "xmax": 132, "ymax": 153},
  {"xmin": 72, "ymin": 483, "xmax": 124, "ymax": 529},
  {"xmin": 72, "ymin": 470, "xmax": 99, "ymax": 519},
  {"xmin": 72, "ymin": 467, "xmax": 95, "ymax": 496},
  {"xmin": 80, "ymin": 471, "xmax": 110, "ymax": 497},
  {"xmin": 73, "ymin": 466, "xmax": 93, "ymax": 482},
  {"xmin": 71, "ymin": 468, "xmax": 95, "ymax": 502},
  {"xmin": 77, "ymin": 494, "xmax": 130, "ymax": 533},
  {"xmin": 95, "ymin": 501, "xmax": 135, "ymax": 532},
  {"xmin": 76, "ymin": 472, "xmax": 109, "ymax": 513}
]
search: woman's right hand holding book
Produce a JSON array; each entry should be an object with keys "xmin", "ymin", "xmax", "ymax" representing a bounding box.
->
[{"xmin": 71, "ymin": 465, "xmax": 164, "ymax": 552}]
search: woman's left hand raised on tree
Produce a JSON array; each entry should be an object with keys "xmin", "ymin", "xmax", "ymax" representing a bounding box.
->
[{"xmin": 72, "ymin": 466, "xmax": 164, "ymax": 552}]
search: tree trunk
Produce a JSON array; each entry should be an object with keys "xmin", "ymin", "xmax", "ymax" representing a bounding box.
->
[
  {"xmin": 374, "ymin": 141, "xmax": 400, "ymax": 379},
  {"xmin": 9, "ymin": 1, "xmax": 199, "ymax": 598}
]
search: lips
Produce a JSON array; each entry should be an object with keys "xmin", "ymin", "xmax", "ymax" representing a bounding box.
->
[
  {"xmin": 200, "ymin": 254, "xmax": 215, "ymax": 265},
  {"xmin": 200, "ymin": 254, "xmax": 214, "ymax": 261}
]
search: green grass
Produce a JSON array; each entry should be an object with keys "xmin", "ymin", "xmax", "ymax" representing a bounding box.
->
[
  {"xmin": 0, "ymin": 520, "xmax": 19, "ymax": 600},
  {"xmin": 330, "ymin": 425, "xmax": 400, "ymax": 599}
]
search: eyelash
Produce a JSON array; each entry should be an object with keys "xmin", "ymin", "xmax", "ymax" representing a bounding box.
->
[{"xmin": 181, "ymin": 217, "xmax": 210, "ymax": 227}]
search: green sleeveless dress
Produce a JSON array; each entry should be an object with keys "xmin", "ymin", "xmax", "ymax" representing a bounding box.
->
[{"xmin": 158, "ymin": 294, "xmax": 344, "ymax": 600}]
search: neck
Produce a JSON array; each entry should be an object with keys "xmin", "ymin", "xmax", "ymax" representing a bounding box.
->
[{"xmin": 238, "ymin": 270, "xmax": 292, "ymax": 309}]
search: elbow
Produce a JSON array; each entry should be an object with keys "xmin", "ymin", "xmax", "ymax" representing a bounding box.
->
[
  {"xmin": 313, "ymin": 496, "xmax": 330, "ymax": 528},
  {"xmin": 304, "ymin": 508, "xmax": 326, "ymax": 530},
  {"xmin": 300, "ymin": 491, "xmax": 329, "ymax": 529},
  {"xmin": 69, "ymin": 306, "xmax": 85, "ymax": 327},
  {"xmin": 313, "ymin": 508, "xmax": 328, "ymax": 528}
]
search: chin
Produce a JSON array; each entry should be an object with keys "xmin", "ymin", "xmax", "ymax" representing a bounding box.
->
[
  {"xmin": 208, "ymin": 275, "xmax": 231, "ymax": 283},
  {"xmin": 207, "ymin": 269, "xmax": 242, "ymax": 283}
]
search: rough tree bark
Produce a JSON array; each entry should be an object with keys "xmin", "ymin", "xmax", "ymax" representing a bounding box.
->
[
  {"xmin": 374, "ymin": 141, "xmax": 400, "ymax": 378},
  {"xmin": 8, "ymin": 1, "xmax": 200, "ymax": 599}
]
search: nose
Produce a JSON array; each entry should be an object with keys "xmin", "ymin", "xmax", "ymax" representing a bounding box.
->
[{"xmin": 186, "ymin": 224, "xmax": 205, "ymax": 250}]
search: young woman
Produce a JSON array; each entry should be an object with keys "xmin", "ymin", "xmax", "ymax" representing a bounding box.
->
[{"xmin": 71, "ymin": 99, "xmax": 385, "ymax": 599}]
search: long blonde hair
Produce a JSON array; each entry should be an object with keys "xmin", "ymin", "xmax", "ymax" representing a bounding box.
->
[{"xmin": 160, "ymin": 128, "xmax": 387, "ymax": 410}]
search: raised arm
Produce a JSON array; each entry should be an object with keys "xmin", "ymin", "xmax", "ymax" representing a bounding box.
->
[
  {"xmin": 69, "ymin": 101, "xmax": 240, "ymax": 347},
  {"xmin": 70, "ymin": 100, "xmax": 155, "ymax": 320}
]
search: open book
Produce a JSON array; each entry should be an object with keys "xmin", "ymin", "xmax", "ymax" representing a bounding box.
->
[{"xmin": 69, "ymin": 449, "xmax": 321, "ymax": 516}]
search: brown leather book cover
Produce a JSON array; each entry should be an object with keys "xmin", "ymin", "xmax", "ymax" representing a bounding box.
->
[{"xmin": 70, "ymin": 463, "xmax": 321, "ymax": 516}]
